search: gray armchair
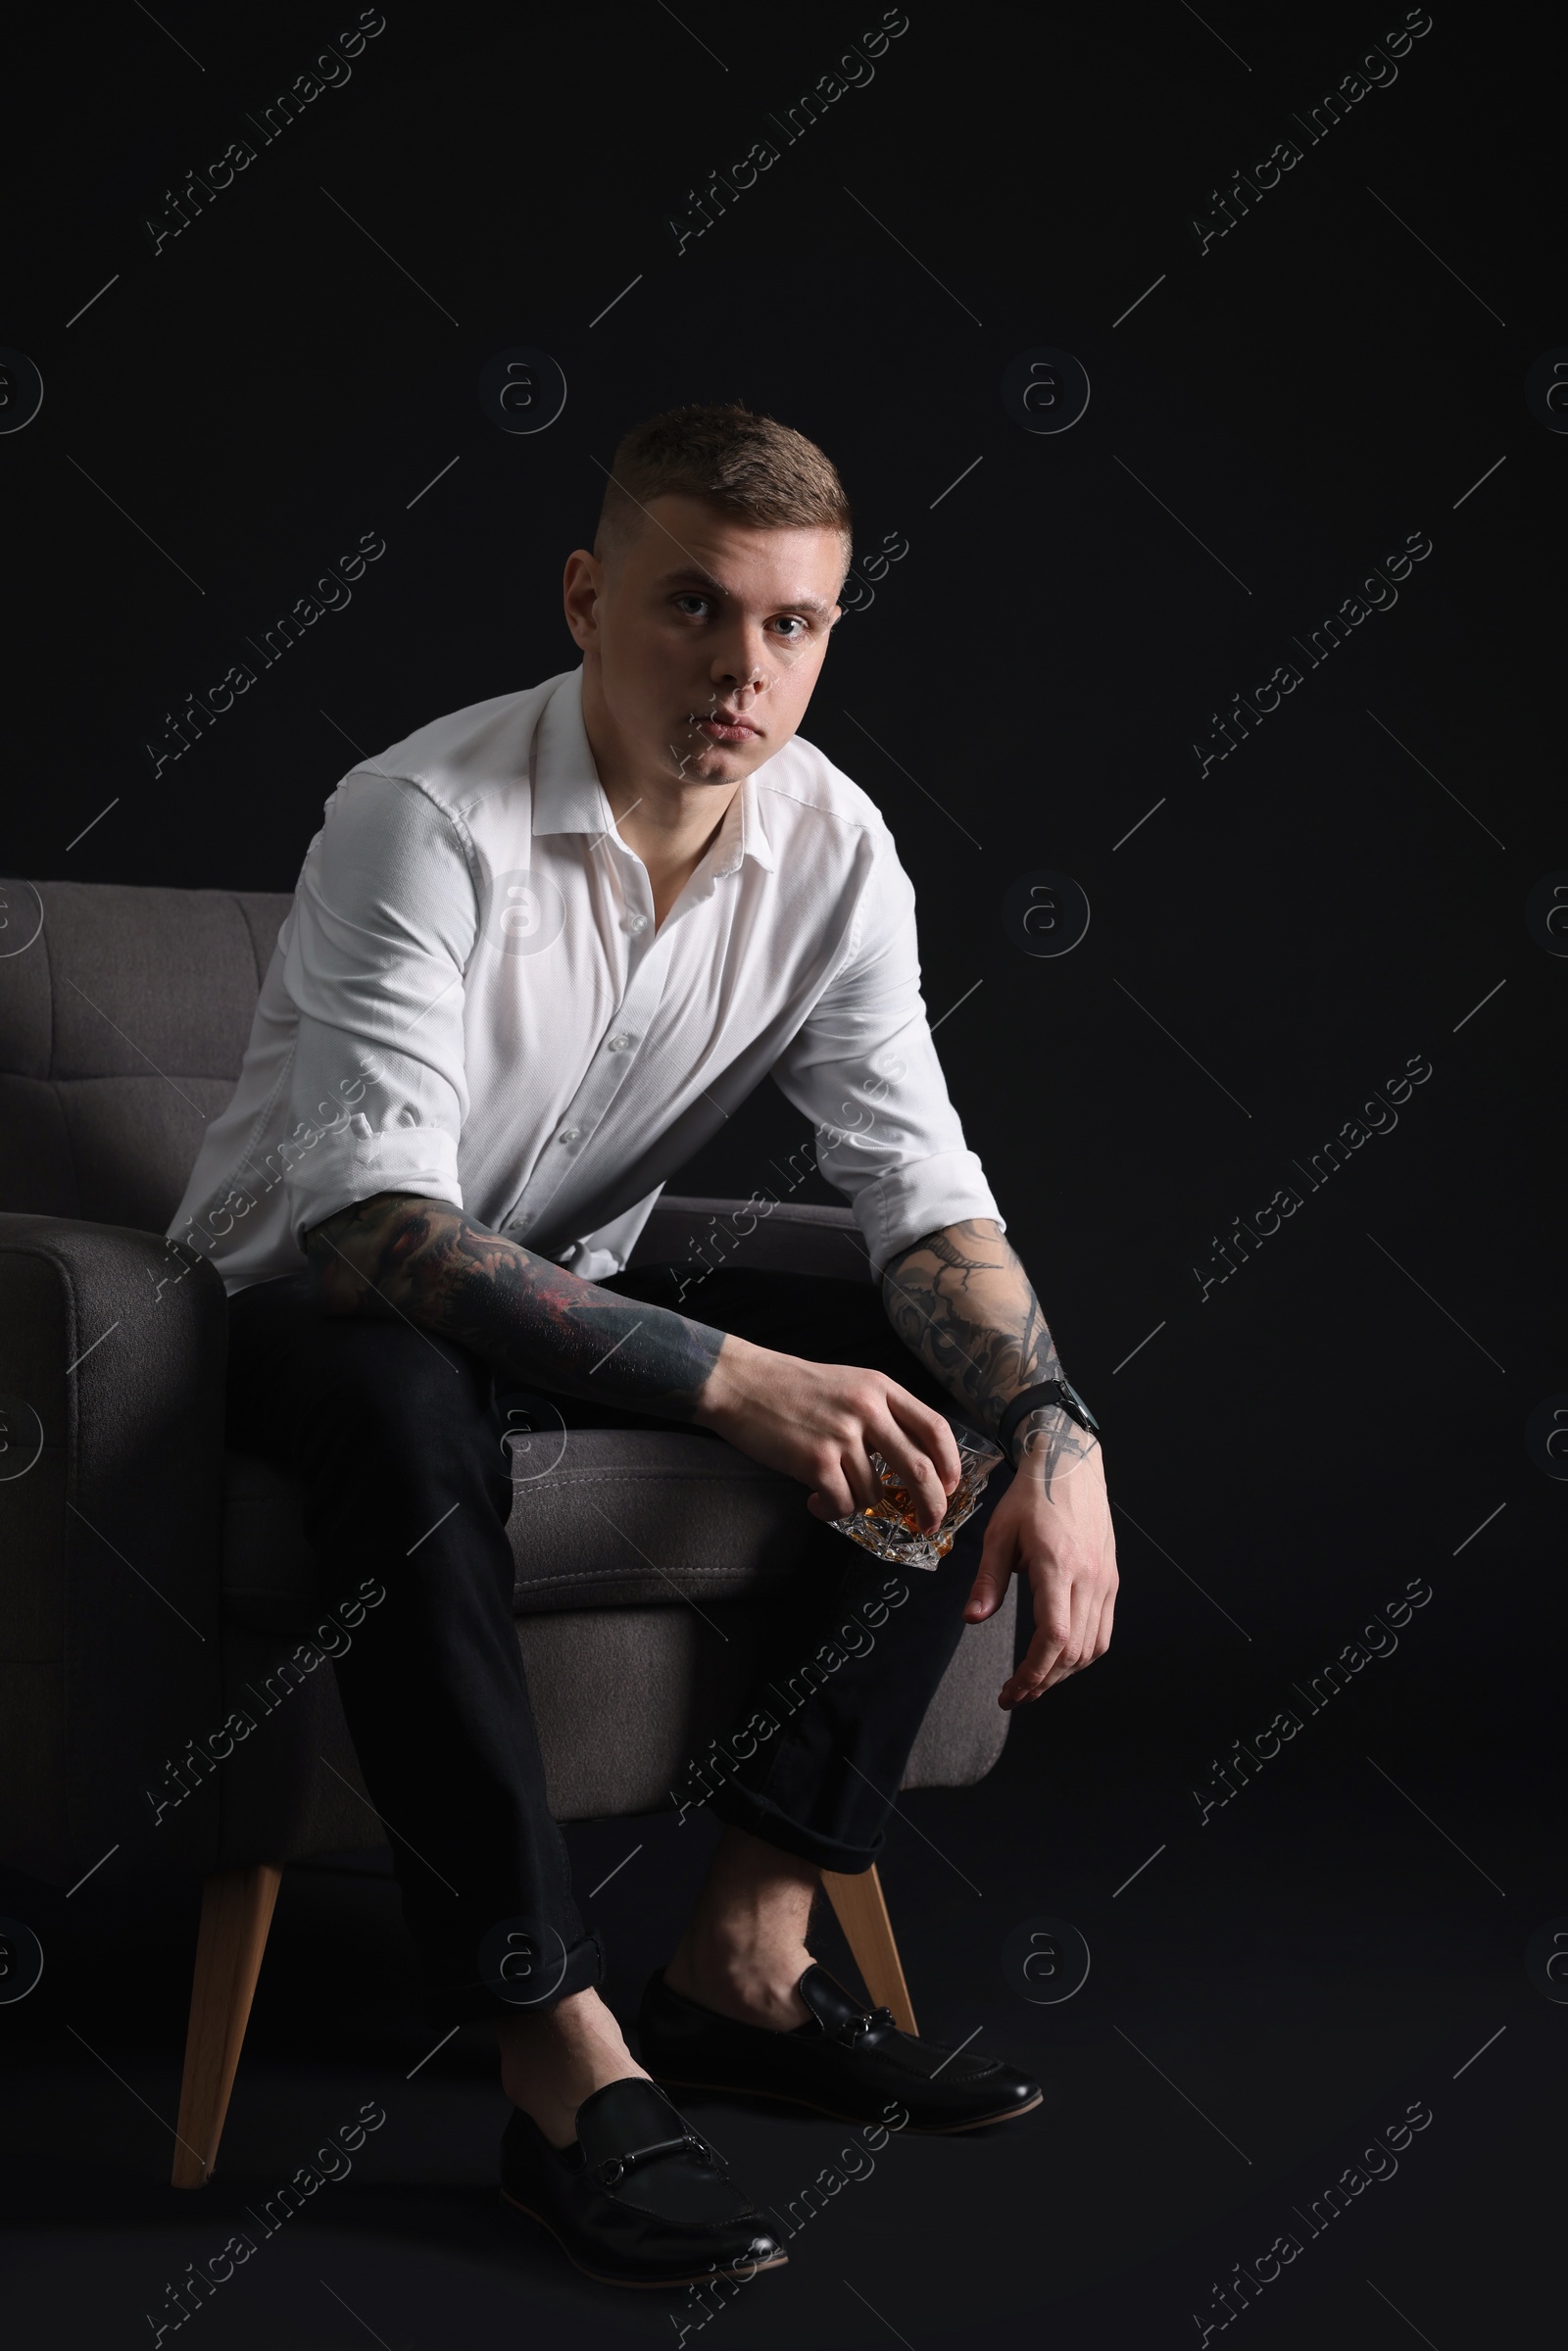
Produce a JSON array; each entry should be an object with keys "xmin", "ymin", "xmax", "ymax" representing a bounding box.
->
[{"xmin": 0, "ymin": 879, "xmax": 1015, "ymax": 2186}]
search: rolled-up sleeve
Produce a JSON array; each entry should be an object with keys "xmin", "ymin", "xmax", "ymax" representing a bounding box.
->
[
  {"xmin": 767, "ymin": 834, "xmax": 1004, "ymax": 1277},
  {"xmin": 271, "ymin": 770, "xmax": 477, "ymax": 1249}
]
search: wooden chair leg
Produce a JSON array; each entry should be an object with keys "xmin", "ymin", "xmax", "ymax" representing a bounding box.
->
[
  {"xmin": 820, "ymin": 1862, "xmax": 917, "ymax": 2035},
  {"xmin": 171, "ymin": 1863, "xmax": 282, "ymax": 2188}
]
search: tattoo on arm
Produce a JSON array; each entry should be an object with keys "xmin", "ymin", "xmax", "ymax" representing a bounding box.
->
[
  {"xmin": 303, "ymin": 1192, "xmax": 725, "ymax": 1420},
  {"xmin": 880, "ymin": 1217, "xmax": 1098, "ymax": 1497}
]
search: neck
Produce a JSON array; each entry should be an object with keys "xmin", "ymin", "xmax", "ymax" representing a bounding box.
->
[
  {"xmin": 607, "ymin": 776, "xmax": 735, "ymax": 932},
  {"xmin": 580, "ymin": 663, "xmax": 742, "ymax": 882}
]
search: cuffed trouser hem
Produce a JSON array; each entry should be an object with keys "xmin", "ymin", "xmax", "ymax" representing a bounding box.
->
[
  {"xmin": 705, "ymin": 1781, "xmax": 883, "ymax": 1877},
  {"xmin": 419, "ymin": 1926, "xmax": 607, "ymax": 2030}
]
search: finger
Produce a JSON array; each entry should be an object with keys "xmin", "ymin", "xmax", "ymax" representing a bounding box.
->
[
  {"xmin": 839, "ymin": 1443, "xmax": 889, "ymax": 1515},
  {"xmin": 811, "ymin": 1402, "xmax": 889, "ymax": 1516},
  {"xmin": 999, "ymin": 1645, "xmax": 1054, "ymax": 1708},
  {"xmin": 883, "ymin": 1388, "xmax": 963, "ymax": 1491},
  {"xmin": 879, "ymin": 1395, "xmax": 962, "ymax": 1530},
  {"xmin": 1074, "ymin": 1531, "xmax": 1118, "ymax": 1665},
  {"xmin": 1053, "ymin": 1557, "xmax": 1117, "ymax": 1685},
  {"xmin": 1001, "ymin": 1593, "xmax": 1072, "ymax": 1707},
  {"xmin": 964, "ymin": 1524, "xmax": 1015, "ymax": 1622},
  {"xmin": 875, "ymin": 1428, "xmax": 950, "ymax": 1529},
  {"xmin": 1059, "ymin": 1562, "xmax": 1098, "ymax": 1678},
  {"xmin": 863, "ymin": 1425, "xmax": 947, "ymax": 1532},
  {"xmin": 805, "ymin": 1461, "xmax": 858, "ymax": 1521}
]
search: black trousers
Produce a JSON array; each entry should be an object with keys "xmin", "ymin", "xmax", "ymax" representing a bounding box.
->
[{"xmin": 224, "ymin": 1258, "xmax": 1007, "ymax": 2024}]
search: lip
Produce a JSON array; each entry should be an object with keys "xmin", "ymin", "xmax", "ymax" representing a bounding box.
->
[{"xmin": 688, "ymin": 711, "xmax": 760, "ymax": 740}]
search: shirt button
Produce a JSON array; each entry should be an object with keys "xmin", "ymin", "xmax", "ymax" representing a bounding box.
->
[
  {"xmin": 606, "ymin": 1032, "xmax": 634, "ymax": 1053},
  {"xmin": 624, "ymin": 911, "xmax": 648, "ymax": 935},
  {"xmin": 557, "ymin": 1126, "xmax": 580, "ymax": 1144}
]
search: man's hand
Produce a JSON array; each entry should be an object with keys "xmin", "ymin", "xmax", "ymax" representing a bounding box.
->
[
  {"xmin": 964, "ymin": 1429, "xmax": 1117, "ymax": 1709},
  {"xmin": 303, "ymin": 1194, "xmax": 961, "ymax": 1523},
  {"xmin": 879, "ymin": 1218, "xmax": 1119, "ymax": 1707},
  {"xmin": 694, "ymin": 1334, "xmax": 961, "ymax": 1534}
]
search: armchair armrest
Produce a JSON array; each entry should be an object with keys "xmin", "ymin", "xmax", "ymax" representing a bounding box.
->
[
  {"xmin": 631, "ymin": 1195, "xmax": 875, "ymax": 1285},
  {"xmin": 0, "ymin": 1214, "xmax": 228, "ymax": 1887}
]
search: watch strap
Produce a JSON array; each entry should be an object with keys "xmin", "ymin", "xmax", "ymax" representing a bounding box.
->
[{"xmin": 995, "ymin": 1378, "xmax": 1101, "ymax": 1468}]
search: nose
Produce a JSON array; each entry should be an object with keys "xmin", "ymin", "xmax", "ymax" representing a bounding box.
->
[{"xmin": 710, "ymin": 621, "xmax": 773, "ymax": 699}]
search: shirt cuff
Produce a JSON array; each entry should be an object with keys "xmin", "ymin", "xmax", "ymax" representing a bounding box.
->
[
  {"xmin": 282, "ymin": 1118, "xmax": 463, "ymax": 1250},
  {"xmin": 851, "ymin": 1149, "xmax": 1004, "ymax": 1280}
]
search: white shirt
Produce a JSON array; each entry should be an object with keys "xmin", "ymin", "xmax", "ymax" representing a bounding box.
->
[{"xmin": 170, "ymin": 664, "xmax": 1004, "ymax": 1297}]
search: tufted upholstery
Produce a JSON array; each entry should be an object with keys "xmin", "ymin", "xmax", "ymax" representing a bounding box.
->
[
  {"xmin": 0, "ymin": 879, "xmax": 1014, "ymax": 1887},
  {"xmin": 0, "ymin": 881, "xmax": 293, "ymax": 1231}
]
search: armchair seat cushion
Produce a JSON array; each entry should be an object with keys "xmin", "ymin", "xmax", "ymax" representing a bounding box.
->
[{"xmin": 220, "ymin": 1432, "xmax": 816, "ymax": 1633}]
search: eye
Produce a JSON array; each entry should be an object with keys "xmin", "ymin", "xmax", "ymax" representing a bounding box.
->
[
  {"xmin": 672, "ymin": 593, "xmax": 710, "ymax": 617},
  {"xmin": 772, "ymin": 615, "xmax": 810, "ymax": 639}
]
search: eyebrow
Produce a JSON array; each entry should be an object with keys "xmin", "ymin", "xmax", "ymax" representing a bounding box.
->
[{"xmin": 651, "ymin": 566, "xmax": 836, "ymax": 620}]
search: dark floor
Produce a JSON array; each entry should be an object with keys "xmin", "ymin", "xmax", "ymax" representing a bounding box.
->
[{"xmin": 3, "ymin": 1609, "xmax": 1561, "ymax": 2350}]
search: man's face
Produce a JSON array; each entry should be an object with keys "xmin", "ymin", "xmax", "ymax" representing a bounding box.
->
[{"xmin": 564, "ymin": 493, "xmax": 846, "ymax": 789}]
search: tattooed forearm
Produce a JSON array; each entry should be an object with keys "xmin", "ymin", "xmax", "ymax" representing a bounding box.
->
[
  {"xmin": 880, "ymin": 1217, "xmax": 1098, "ymax": 1496},
  {"xmin": 304, "ymin": 1192, "xmax": 725, "ymax": 1419}
]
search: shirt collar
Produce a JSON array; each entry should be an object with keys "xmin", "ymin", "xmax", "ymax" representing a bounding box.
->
[{"xmin": 531, "ymin": 665, "xmax": 776, "ymax": 874}]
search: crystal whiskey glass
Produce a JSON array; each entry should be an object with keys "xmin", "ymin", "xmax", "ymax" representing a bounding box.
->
[{"xmin": 829, "ymin": 1423, "xmax": 1005, "ymax": 1572}]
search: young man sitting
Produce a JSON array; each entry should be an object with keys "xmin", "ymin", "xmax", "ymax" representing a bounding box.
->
[{"xmin": 172, "ymin": 402, "xmax": 1117, "ymax": 2288}]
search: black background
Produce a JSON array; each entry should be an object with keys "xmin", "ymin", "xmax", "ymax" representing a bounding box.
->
[{"xmin": 2, "ymin": 2, "xmax": 1563, "ymax": 2344}]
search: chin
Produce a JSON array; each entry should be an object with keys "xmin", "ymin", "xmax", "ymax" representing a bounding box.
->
[{"xmin": 674, "ymin": 740, "xmax": 750, "ymax": 779}]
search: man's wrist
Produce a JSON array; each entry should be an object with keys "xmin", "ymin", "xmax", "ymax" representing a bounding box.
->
[
  {"xmin": 995, "ymin": 1377, "xmax": 1100, "ymax": 1469},
  {"xmin": 691, "ymin": 1331, "xmax": 754, "ymax": 1434},
  {"xmin": 1000, "ymin": 1400, "xmax": 1054, "ymax": 1470},
  {"xmin": 1015, "ymin": 1400, "xmax": 1096, "ymax": 1451},
  {"xmin": 1004, "ymin": 1404, "xmax": 1102, "ymax": 1501}
]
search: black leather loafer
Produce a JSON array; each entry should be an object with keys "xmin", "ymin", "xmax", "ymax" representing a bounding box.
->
[
  {"xmin": 639, "ymin": 1964, "xmax": 1043, "ymax": 2134},
  {"xmin": 499, "ymin": 2077, "xmax": 786, "ymax": 2288}
]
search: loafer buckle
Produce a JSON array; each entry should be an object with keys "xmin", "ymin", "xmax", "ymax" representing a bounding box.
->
[
  {"xmin": 591, "ymin": 2129, "xmax": 710, "ymax": 2192},
  {"xmin": 835, "ymin": 2004, "xmax": 897, "ymax": 2044}
]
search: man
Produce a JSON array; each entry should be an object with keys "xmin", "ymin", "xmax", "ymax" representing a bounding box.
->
[{"xmin": 171, "ymin": 403, "xmax": 1117, "ymax": 2288}]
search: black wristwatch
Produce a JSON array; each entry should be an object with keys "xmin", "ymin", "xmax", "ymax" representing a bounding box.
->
[{"xmin": 995, "ymin": 1379, "xmax": 1101, "ymax": 1469}]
